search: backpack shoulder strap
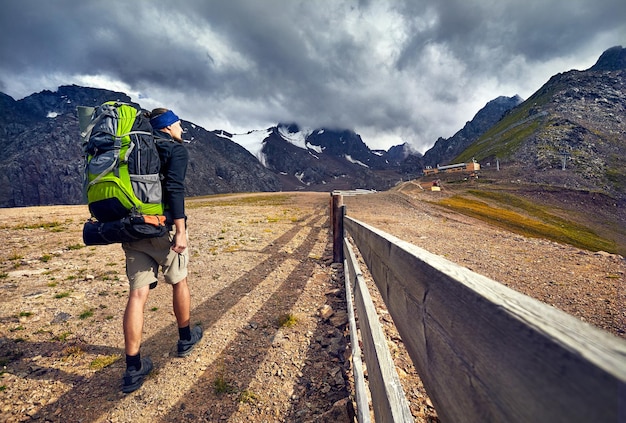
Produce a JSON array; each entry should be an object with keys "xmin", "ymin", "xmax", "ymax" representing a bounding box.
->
[{"xmin": 116, "ymin": 105, "xmax": 153, "ymax": 139}]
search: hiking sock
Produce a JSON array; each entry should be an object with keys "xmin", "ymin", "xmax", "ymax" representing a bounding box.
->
[
  {"xmin": 126, "ymin": 353, "xmax": 142, "ymax": 372},
  {"xmin": 179, "ymin": 325, "xmax": 191, "ymax": 341}
]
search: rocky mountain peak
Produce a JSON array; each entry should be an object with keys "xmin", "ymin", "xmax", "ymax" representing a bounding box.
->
[
  {"xmin": 589, "ymin": 45, "xmax": 626, "ymax": 72},
  {"xmin": 421, "ymin": 94, "xmax": 523, "ymax": 167}
]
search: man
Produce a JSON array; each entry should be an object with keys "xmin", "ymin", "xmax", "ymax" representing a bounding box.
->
[{"xmin": 120, "ymin": 108, "xmax": 203, "ymax": 394}]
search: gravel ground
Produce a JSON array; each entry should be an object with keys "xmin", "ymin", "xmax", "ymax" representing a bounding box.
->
[{"xmin": 0, "ymin": 190, "xmax": 623, "ymax": 422}]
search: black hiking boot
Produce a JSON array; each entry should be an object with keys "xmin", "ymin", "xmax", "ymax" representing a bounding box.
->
[
  {"xmin": 177, "ymin": 326, "xmax": 203, "ymax": 357},
  {"xmin": 121, "ymin": 357, "xmax": 153, "ymax": 394}
]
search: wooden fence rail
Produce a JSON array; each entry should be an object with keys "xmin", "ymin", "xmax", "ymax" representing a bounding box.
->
[
  {"xmin": 335, "ymin": 196, "xmax": 626, "ymax": 422},
  {"xmin": 344, "ymin": 238, "xmax": 414, "ymax": 422}
]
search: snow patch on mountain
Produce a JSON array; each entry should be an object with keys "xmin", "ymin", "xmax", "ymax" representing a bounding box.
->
[
  {"xmin": 307, "ymin": 143, "xmax": 323, "ymax": 154},
  {"xmin": 220, "ymin": 129, "xmax": 272, "ymax": 167},
  {"xmin": 278, "ymin": 126, "xmax": 325, "ymax": 154},
  {"xmin": 278, "ymin": 125, "xmax": 309, "ymax": 149},
  {"xmin": 345, "ymin": 154, "xmax": 369, "ymax": 168}
]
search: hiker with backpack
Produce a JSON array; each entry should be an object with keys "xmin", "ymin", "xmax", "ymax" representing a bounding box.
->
[
  {"xmin": 120, "ymin": 108, "xmax": 203, "ymax": 393},
  {"xmin": 80, "ymin": 103, "xmax": 203, "ymax": 393}
]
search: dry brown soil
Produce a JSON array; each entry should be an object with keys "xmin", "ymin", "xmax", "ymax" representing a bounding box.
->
[{"xmin": 0, "ymin": 190, "xmax": 624, "ymax": 422}]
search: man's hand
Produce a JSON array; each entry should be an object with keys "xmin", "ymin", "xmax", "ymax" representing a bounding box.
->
[{"xmin": 172, "ymin": 218, "xmax": 187, "ymax": 254}]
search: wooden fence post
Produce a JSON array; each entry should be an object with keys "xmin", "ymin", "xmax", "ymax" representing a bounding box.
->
[{"xmin": 331, "ymin": 193, "xmax": 344, "ymax": 263}]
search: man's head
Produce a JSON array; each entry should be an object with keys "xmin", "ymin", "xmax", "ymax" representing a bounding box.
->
[{"xmin": 150, "ymin": 109, "xmax": 183, "ymax": 142}]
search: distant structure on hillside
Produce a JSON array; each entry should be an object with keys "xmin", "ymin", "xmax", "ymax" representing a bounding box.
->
[{"xmin": 423, "ymin": 159, "xmax": 480, "ymax": 177}]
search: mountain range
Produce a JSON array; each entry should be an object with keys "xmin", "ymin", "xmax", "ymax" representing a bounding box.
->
[{"xmin": 0, "ymin": 46, "xmax": 624, "ymax": 208}]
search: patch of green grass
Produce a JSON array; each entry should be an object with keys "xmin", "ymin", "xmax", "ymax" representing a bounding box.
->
[
  {"xmin": 15, "ymin": 221, "xmax": 62, "ymax": 230},
  {"xmin": 277, "ymin": 313, "xmax": 299, "ymax": 328},
  {"xmin": 63, "ymin": 345, "xmax": 84, "ymax": 359},
  {"xmin": 238, "ymin": 389, "xmax": 259, "ymax": 404},
  {"xmin": 435, "ymin": 193, "xmax": 616, "ymax": 253},
  {"xmin": 223, "ymin": 245, "xmax": 240, "ymax": 253},
  {"xmin": 79, "ymin": 309, "xmax": 94, "ymax": 320},
  {"xmin": 53, "ymin": 332, "xmax": 71, "ymax": 342},
  {"xmin": 0, "ymin": 273, "xmax": 8, "ymax": 279},
  {"xmin": 40, "ymin": 254, "xmax": 52, "ymax": 262},
  {"xmin": 18, "ymin": 311, "xmax": 33, "ymax": 318},
  {"xmin": 67, "ymin": 244, "xmax": 84, "ymax": 250},
  {"xmin": 90, "ymin": 354, "xmax": 120, "ymax": 370},
  {"xmin": 213, "ymin": 374, "xmax": 237, "ymax": 394},
  {"xmin": 54, "ymin": 291, "xmax": 71, "ymax": 299},
  {"xmin": 457, "ymin": 120, "xmax": 540, "ymax": 162}
]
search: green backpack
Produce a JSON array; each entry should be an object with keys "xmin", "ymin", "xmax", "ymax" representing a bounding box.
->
[{"xmin": 80, "ymin": 102, "xmax": 164, "ymax": 222}]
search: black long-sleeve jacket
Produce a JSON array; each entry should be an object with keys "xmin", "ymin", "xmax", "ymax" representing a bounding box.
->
[{"xmin": 155, "ymin": 131, "xmax": 188, "ymax": 221}]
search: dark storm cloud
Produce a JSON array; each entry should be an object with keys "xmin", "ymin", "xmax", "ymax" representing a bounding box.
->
[
  {"xmin": 394, "ymin": 0, "xmax": 625, "ymax": 70},
  {"xmin": 1, "ymin": 0, "xmax": 624, "ymax": 151}
]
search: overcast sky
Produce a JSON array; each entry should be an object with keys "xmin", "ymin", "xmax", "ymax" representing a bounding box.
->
[{"xmin": 1, "ymin": 0, "xmax": 624, "ymax": 152}]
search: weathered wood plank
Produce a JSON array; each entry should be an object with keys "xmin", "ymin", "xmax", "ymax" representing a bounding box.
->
[
  {"xmin": 343, "ymin": 241, "xmax": 371, "ymax": 423},
  {"xmin": 345, "ymin": 216, "xmax": 626, "ymax": 423},
  {"xmin": 344, "ymin": 237, "xmax": 414, "ymax": 422}
]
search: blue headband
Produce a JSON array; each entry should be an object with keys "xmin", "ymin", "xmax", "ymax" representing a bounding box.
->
[{"xmin": 150, "ymin": 110, "xmax": 180, "ymax": 129}]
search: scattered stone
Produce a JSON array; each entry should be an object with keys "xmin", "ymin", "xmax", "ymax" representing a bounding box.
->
[
  {"xmin": 51, "ymin": 312, "xmax": 71, "ymax": 324},
  {"xmin": 305, "ymin": 398, "xmax": 355, "ymax": 423},
  {"xmin": 327, "ymin": 336, "xmax": 345, "ymax": 358},
  {"xmin": 325, "ymin": 288, "xmax": 342, "ymax": 296},
  {"xmin": 319, "ymin": 304, "xmax": 334, "ymax": 319},
  {"xmin": 329, "ymin": 311, "xmax": 348, "ymax": 327}
]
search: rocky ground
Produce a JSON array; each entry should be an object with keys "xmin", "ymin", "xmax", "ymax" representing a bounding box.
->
[{"xmin": 0, "ymin": 190, "xmax": 624, "ymax": 422}]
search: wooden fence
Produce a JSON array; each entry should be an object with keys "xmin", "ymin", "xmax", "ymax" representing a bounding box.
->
[{"xmin": 333, "ymin": 194, "xmax": 626, "ymax": 422}]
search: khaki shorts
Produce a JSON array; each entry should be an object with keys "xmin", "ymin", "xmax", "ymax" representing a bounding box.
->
[{"xmin": 122, "ymin": 229, "xmax": 189, "ymax": 290}]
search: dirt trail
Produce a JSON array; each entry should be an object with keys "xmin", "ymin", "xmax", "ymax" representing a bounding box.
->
[{"xmin": 0, "ymin": 193, "xmax": 353, "ymax": 422}]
